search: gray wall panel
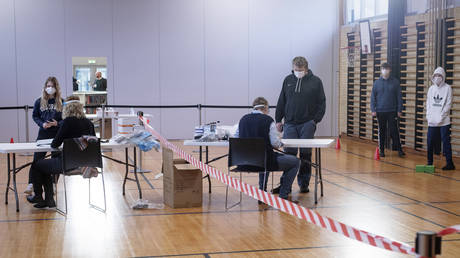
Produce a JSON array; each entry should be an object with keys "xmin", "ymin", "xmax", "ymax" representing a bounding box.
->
[
  {"xmin": 112, "ymin": 0, "xmax": 161, "ymax": 131},
  {"xmin": 159, "ymin": 0, "xmax": 205, "ymax": 139},
  {"xmin": 203, "ymin": 0, "xmax": 249, "ymax": 127},
  {"xmin": 0, "ymin": 0, "xmax": 339, "ymax": 141},
  {"xmin": 0, "ymin": 0, "xmax": 20, "ymax": 142},
  {"xmin": 14, "ymin": 0, "xmax": 66, "ymax": 141}
]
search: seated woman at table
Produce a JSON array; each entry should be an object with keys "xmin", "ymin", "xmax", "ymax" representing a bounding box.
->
[
  {"xmin": 27, "ymin": 95, "xmax": 95, "ymax": 208},
  {"xmin": 234, "ymin": 97, "xmax": 300, "ymax": 203}
]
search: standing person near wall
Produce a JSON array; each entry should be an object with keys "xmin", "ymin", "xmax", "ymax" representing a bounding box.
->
[
  {"xmin": 426, "ymin": 67, "xmax": 456, "ymax": 170},
  {"xmin": 370, "ymin": 63, "xmax": 405, "ymax": 158},
  {"xmin": 24, "ymin": 77, "xmax": 64, "ymax": 196},
  {"xmin": 274, "ymin": 56, "xmax": 326, "ymax": 194},
  {"xmin": 92, "ymin": 71, "xmax": 107, "ymax": 91}
]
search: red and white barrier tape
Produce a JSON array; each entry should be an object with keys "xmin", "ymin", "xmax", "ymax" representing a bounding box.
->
[
  {"xmin": 438, "ymin": 225, "xmax": 460, "ymax": 237},
  {"xmin": 141, "ymin": 117, "xmax": 456, "ymax": 257}
]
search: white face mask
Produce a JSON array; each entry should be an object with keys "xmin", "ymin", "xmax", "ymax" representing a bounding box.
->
[
  {"xmin": 294, "ymin": 71, "xmax": 305, "ymax": 79},
  {"xmin": 432, "ymin": 76, "xmax": 443, "ymax": 86},
  {"xmin": 45, "ymin": 87, "xmax": 56, "ymax": 95},
  {"xmin": 381, "ymin": 69, "xmax": 390, "ymax": 78}
]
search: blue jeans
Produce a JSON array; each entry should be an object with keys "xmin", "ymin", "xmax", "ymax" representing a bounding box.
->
[
  {"xmin": 282, "ymin": 121, "xmax": 316, "ymax": 189},
  {"xmin": 427, "ymin": 125, "xmax": 453, "ymax": 165},
  {"xmin": 259, "ymin": 152, "xmax": 300, "ymax": 199}
]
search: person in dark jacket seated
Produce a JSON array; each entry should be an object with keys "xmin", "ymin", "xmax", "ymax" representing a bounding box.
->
[
  {"xmin": 27, "ymin": 95, "xmax": 95, "ymax": 208},
  {"xmin": 235, "ymin": 97, "xmax": 300, "ymax": 202}
]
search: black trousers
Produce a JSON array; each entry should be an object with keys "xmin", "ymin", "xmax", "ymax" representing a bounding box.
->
[
  {"xmin": 377, "ymin": 111, "xmax": 402, "ymax": 152},
  {"xmin": 427, "ymin": 125, "xmax": 453, "ymax": 165},
  {"xmin": 28, "ymin": 129, "xmax": 59, "ymax": 184},
  {"xmin": 31, "ymin": 155, "xmax": 62, "ymax": 200}
]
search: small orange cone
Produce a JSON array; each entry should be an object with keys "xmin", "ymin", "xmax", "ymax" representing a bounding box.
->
[
  {"xmin": 335, "ymin": 137, "xmax": 341, "ymax": 150},
  {"xmin": 10, "ymin": 138, "xmax": 14, "ymax": 144},
  {"xmin": 374, "ymin": 147, "xmax": 380, "ymax": 160}
]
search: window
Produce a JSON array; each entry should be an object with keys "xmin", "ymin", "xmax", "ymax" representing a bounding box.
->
[
  {"xmin": 75, "ymin": 67, "xmax": 91, "ymax": 91},
  {"xmin": 375, "ymin": 0, "xmax": 389, "ymax": 16},
  {"xmin": 346, "ymin": 0, "xmax": 388, "ymax": 23}
]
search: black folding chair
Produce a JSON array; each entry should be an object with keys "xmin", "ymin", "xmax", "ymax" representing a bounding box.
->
[
  {"xmin": 226, "ymin": 137, "xmax": 269, "ymax": 209},
  {"xmin": 55, "ymin": 138, "xmax": 106, "ymax": 215}
]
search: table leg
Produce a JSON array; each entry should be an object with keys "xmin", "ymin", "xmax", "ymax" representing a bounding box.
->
[
  {"xmin": 122, "ymin": 148, "xmax": 128, "ymax": 195},
  {"xmin": 133, "ymin": 148, "xmax": 142, "ymax": 199},
  {"xmin": 13, "ymin": 154, "xmax": 19, "ymax": 212},
  {"xmin": 319, "ymin": 149, "xmax": 323, "ymax": 197},
  {"xmin": 314, "ymin": 148, "xmax": 318, "ymax": 204},
  {"xmin": 5, "ymin": 153, "xmax": 10, "ymax": 204},
  {"xmin": 205, "ymin": 146, "xmax": 211, "ymax": 193}
]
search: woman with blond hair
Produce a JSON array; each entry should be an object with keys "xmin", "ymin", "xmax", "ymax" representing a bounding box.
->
[
  {"xmin": 25, "ymin": 77, "xmax": 64, "ymax": 196},
  {"xmin": 28, "ymin": 95, "xmax": 95, "ymax": 208}
]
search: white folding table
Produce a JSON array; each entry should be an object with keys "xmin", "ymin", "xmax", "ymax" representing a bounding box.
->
[
  {"xmin": 183, "ymin": 138, "xmax": 334, "ymax": 204},
  {"xmin": 281, "ymin": 139, "xmax": 334, "ymax": 204},
  {"xmin": 183, "ymin": 140, "xmax": 229, "ymax": 193},
  {"xmin": 0, "ymin": 140, "xmax": 143, "ymax": 212}
]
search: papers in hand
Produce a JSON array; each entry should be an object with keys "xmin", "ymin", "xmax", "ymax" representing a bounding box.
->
[{"xmin": 36, "ymin": 139, "xmax": 53, "ymax": 146}]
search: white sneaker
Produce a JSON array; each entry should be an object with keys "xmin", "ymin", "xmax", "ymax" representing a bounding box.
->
[{"xmin": 24, "ymin": 183, "xmax": 33, "ymax": 195}]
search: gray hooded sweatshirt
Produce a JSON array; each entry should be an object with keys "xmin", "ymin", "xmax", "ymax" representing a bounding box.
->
[{"xmin": 426, "ymin": 67, "xmax": 452, "ymax": 127}]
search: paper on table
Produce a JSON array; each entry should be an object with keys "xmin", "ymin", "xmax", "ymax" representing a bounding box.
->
[{"xmin": 36, "ymin": 139, "xmax": 53, "ymax": 146}]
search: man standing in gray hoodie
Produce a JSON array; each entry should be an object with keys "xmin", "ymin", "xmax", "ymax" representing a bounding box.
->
[
  {"xmin": 371, "ymin": 63, "xmax": 405, "ymax": 157},
  {"xmin": 426, "ymin": 67, "xmax": 455, "ymax": 170}
]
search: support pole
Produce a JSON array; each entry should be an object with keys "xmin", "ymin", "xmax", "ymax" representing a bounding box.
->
[
  {"xmin": 101, "ymin": 104, "xmax": 106, "ymax": 140},
  {"xmin": 24, "ymin": 105, "xmax": 30, "ymax": 142},
  {"xmin": 198, "ymin": 104, "xmax": 202, "ymax": 126},
  {"xmin": 415, "ymin": 231, "xmax": 442, "ymax": 258}
]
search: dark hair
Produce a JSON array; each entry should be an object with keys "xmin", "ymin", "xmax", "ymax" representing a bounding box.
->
[{"xmin": 381, "ymin": 63, "xmax": 392, "ymax": 69}]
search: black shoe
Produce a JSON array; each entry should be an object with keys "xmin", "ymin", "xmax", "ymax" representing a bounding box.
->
[
  {"xmin": 398, "ymin": 150, "xmax": 406, "ymax": 157},
  {"xmin": 26, "ymin": 195, "xmax": 43, "ymax": 204},
  {"xmin": 33, "ymin": 199, "xmax": 56, "ymax": 209},
  {"xmin": 271, "ymin": 185, "xmax": 281, "ymax": 194},
  {"xmin": 280, "ymin": 196, "xmax": 299, "ymax": 204},
  {"xmin": 299, "ymin": 187, "xmax": 310, "ymax": 193},
  {"xmin": 442, "ymin": 164, "xmax": 456, "ymax": 170}
]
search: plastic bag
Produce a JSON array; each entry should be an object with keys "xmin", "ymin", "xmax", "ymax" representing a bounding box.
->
[
  {"xmin": 113, "ymin": 129, "xmax": 160, "ymax": 152},
  {"xmin": 131, "ymin": 199, "xmax": 164, "ymax": 209}
]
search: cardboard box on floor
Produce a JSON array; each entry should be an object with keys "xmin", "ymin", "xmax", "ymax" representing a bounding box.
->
[{"xmin": 162, "ymin": 147, "xmax": 202, "ymax": 208}]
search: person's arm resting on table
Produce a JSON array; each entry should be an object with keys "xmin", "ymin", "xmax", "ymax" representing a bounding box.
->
[{"xmin": 269, "ymin": 122, "xmax": 283, "ymax": 149}]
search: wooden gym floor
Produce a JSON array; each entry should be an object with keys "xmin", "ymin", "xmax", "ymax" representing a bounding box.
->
[{"xmin": 1, "ymin": 137, "xmax": 459, "ymax": 257}]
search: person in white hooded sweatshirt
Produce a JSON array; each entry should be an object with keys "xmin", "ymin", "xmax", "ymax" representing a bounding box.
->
[{"xmin": 426, "ymin": 67, "xmax": 455, "ymax": 170}]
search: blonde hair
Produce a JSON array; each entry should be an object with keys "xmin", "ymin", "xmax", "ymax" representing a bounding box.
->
[
  {"xmin": 252, "ymin": 97, "xmax": 269, "ymax": 111},
  {"xmin": 62, "ymin": 95, "xmax": 85, "ymax": 119},
  {"xmin": 40, "ymin": 77, "xmax": 63, "ymax": 112},
  {"xmin": 292, "ymin": 56, "xmax": 308, "ymax": 69}
]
